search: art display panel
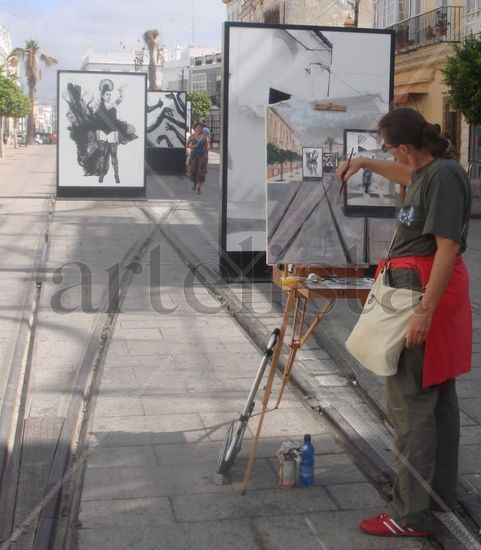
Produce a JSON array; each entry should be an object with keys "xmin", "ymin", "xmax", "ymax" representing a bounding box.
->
[
  {"xmin": 146, "ymin": 91, "xmax": 187, "ymax": 148},
  {"xmin": 222, "ymin": 22, "xmax": 395, "ymax": 270},
  {"xmin": 342, "ymin": 129, "xmax": 398, "ymax": 218},
  {"xmin": 57, "ymin": 71, "xmax": 146, "ymax": 193}
]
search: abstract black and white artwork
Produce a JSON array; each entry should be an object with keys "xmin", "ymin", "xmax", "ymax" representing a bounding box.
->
[
  {"xmin": 322, "ymin": 152, "xmax": 338, "ymax": 172},
  {"xmin": 186, "ymin": 100, "xmax": 192, "ymax": 133},
  {"xmin": 58, "ymin": 70, "xmax": 146, "ymax": 191},
  {"xmin": 343, "ymin": 129, "xmax": 398, "ymax": 217},
  {"xmin": 222, "ymin": 23, "xmax": 394, "ymax": 270},
  {"xmin": 302, "ymin": 147, "xmax": 323, "ymax": 180},
  {"xmin": 146, "ymin": 91, "xmax": 187, "ymax": 148}
]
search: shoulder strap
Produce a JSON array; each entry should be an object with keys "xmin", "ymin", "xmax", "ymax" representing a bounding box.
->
[{"xmin": 386, "ymin": 224, "xmax": 399, "ymax": 260}]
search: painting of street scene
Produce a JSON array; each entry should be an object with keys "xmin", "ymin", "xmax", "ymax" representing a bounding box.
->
[{"xmin": 266, "ymin": 99, "xmax": 396, "ymax": 266}]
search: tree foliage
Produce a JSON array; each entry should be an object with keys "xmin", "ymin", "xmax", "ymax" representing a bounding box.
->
[
  {"xmin": 443, "ymin": 36, "xmax": 481, "ymax": 126},
  {"xmin": 0, "ymin": 74, "xmax": 30, "ymax": 157},
  {"xmin": 10, "ymin": 40, "xmax": 57, "ymax": 144},
  {"xmin": 142, "ymin": 29, "xmax": 162, "ymax": 91},
  {"xmin": 0, "ymin": 74, "xmax": 30, "ymax": 118},
  {"xmin": 187, "ymin": 91, "xmax": 212, "ymax": 122},
  {"xmin": 267, "ymin": 143, "xmax": 300, "ymax": 180}
]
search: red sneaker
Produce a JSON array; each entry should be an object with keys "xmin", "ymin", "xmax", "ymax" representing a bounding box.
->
[{"xmin": 360, "ymin": 513, "xmax": 432, "ymax": 537}]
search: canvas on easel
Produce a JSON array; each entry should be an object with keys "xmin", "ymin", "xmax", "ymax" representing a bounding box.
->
[{"xmin": 266, "ymin": 100, "xmax": 397, "ymax": 267}]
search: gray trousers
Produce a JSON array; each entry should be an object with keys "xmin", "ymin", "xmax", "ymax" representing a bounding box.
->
[{"xmin": 386, "ymin": 269, "xmax": 460, "ymax": 529}]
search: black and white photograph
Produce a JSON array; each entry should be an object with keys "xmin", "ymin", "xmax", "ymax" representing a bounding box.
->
[
  {"xmin": 221, "ymin": 23, "xmax": 394, "ymax": 269},
  {"xmin": 343, "ymin": 129, "xmax": 398, "ymax": 217},
  {"xmin": 57, "ymin": 71, "xmax": 146, "ymax": 192},
  {"xmin": 146, "ymin": 91, "xmax": 187, "ymax": 148},
  {"xmin": 302, "ymin": 147, "xmax": 323, "ymax": 180}
]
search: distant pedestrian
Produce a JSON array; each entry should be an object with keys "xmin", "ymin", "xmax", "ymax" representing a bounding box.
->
[
  {"xmin": 361, "ymin": 168, "xmax": 372, "ymax": 194},
  {"xmin": 186, "ymin": 122, "xmax": 208, "ymax": 193},
  {"xmin": 201, "ymin": 118, "xmax": 210, "ymax": 170},
  {"xmin": 338, "ymin": 108, "xmax": 472, "ymax": 539},
  {"xmin": 200, "ymin": 118, "xmax": 210, "ymax": 143}
]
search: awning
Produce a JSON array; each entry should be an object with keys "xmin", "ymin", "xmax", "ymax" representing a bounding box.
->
[{"xmin": 394, "ymin": 82, "xmax": 430, "ymax": 95}]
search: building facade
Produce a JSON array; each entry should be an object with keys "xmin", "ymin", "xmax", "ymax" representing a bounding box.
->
[
  {"xmin": 372, "ymin": 0, "xmax": 481, "ymax": 168},
  {"xmin": 223, "ymin": 0, "xmax": 372, "ymax": 28},
  {"xmin": 33, "ymin": 102, "xmax": 54, "ymax": 135},
  {"xmin": 81, "ymin": 48, "xmax": 162, "ymax": 85},
  {"xmin": 190, "ymin": 51, "xmax": 222, "ymax": 105},
  {"xmin": 162, "ymin": 46, "xmax": 221, "ymax": 105},
  {"xmin": 266, "ymin": 106, "xmax": 301, "ymax": 179},
  {"xmin": 0, "ymin": 24, "xmax": 12, "ymax": 68},
  {"xmin": 0, "ymin": 24, "xmax": 23, "ymax": 141}
]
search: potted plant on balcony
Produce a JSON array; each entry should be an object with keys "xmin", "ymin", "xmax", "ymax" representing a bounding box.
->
[
  {"xmin": 435, "ymin": 10, "xmax": 449, "ymax": 37},
  {"xmin": 425, "ymin": 25, "xmax": 435, "ymax": 40},
  {"xmin": 396, "ymin": 25, "xmax": 410, "ymax": 49}
]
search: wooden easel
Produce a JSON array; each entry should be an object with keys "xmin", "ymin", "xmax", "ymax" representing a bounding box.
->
[{"xmin": 242, "ymin": 264, "xmax": 371, "ymax": 494}]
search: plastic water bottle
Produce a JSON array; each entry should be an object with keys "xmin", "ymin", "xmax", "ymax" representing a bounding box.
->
[{"xmin": 299, "ymin": 434, "xmax": 315, "ymax": 486}]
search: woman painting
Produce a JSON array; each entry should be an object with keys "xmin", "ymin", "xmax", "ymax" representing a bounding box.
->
[
  {"xmin": 338, "ymin": 108, "xmax": 472, "ymax": 538},
  {"xmin": 186, "ymin": 122, "xmax": 208, "ymax": 193}
]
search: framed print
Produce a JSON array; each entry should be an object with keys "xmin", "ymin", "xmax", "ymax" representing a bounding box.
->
[
  {"xmin": 221, "ymin": 22, "xmax": 395, "ymax": 275},
  {"xmin": 322, "ymin": 152, "xmax": 338, "ymax": 172},
  {"xmin": 145, "ymin": 90, "xmax": 187, "ymax": 174},
  {"xmin": 146, "ymin": 91, "xmax": 187, "ymax": 148},
  {"xmin": 342, "ymin": 129, "xmax": 398, "ymax": 218},
  {"xmin": 302, "ymin": 147, "xmax": 323, "ymax": 180},
  {"xmin": 57, "ymin": 70, "xmax": 146, "ymax": 197},
  {"xmin": 187, "ymin": 100, "xmax": 192, "ymax": 133}
]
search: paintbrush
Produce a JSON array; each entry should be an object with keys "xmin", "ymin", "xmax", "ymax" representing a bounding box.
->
[{"xmin": 338, "ymin": 147, "xmax": 355, "ymax": 199}]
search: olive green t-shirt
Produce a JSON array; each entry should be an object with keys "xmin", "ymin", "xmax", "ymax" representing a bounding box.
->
[{"xmin": 390, "ymin": 157, "xmax": 471, "ymax": 257}]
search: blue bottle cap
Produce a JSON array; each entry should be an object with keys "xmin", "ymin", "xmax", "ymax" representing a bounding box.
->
[{"xmin": 304, "ymin": 434, "xmax": 311, "ymax": 442}]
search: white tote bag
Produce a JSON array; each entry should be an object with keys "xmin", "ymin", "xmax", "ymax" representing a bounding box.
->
[{"xmin": 345, "ymin": 268, "xmax": 423, "ymax": 376}]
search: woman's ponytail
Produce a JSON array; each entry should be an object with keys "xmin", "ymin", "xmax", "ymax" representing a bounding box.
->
[{"xmin": 423, "ymin": 123, "xmax": 450, "ymax": 158}]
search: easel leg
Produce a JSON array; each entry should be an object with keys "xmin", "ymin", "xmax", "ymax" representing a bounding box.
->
[
  {"xmin": 275, "ymin": 297, "xmax": 334, "ymax": 409},
  {"xmin": 274, "ymin": 296, "xmax": 306, "ymax": 409},
  {"xmin": 274, "ymin": 345, "xmax": 299, "ymax": 409},
  {"xmin": 241, "ymin": 290, "xmax": 295, "ymax": 495}
]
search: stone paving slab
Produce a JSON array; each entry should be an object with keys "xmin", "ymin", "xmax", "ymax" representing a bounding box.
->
[
  {"xmin": 82, "ymin": 461, "xmax": 235, "ymax": 501},
  {"xmin": 91, "ymin": 412, "xmax": 209, "ymax": 447},
  {"xmin": 170, "ymin": 488, "xmax": 338, "ymax": 522},
  {"xmin": 79, "ymin": 496, "xmax": 175, "ymax": 528}
]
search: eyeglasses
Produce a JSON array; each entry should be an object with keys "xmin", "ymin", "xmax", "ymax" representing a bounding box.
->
[{"xmin": 382, "ymin": 142, "xmax": 396, "ymax": 153}]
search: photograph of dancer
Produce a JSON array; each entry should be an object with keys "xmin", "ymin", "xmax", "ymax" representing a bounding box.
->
[{"xmin": 59, "ymin": 72, "xmax": 143, "ymax": 188}]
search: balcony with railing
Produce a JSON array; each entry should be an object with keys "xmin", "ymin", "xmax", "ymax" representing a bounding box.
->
[{"xmin": 389, "ymin": 6, "xmax": 463, "ymax": 54}]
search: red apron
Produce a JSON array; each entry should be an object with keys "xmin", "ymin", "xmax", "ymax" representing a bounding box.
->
[{"xmin": 376, "ymin": 255, "xmax": 472, "ymax": 388}]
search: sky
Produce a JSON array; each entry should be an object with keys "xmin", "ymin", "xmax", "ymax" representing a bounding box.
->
[{"xmin": 0, "ymin": 0, "xmax": 226, "ymax": 100}]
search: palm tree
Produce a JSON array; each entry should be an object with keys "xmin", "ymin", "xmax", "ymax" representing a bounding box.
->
[
  {"xmin": 142, "ymin": 29, "xmax": 163, "ymax": 91},
  {"xmin": 10, "ymin": 40, "xmax": 57, "ymax": 145}
]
